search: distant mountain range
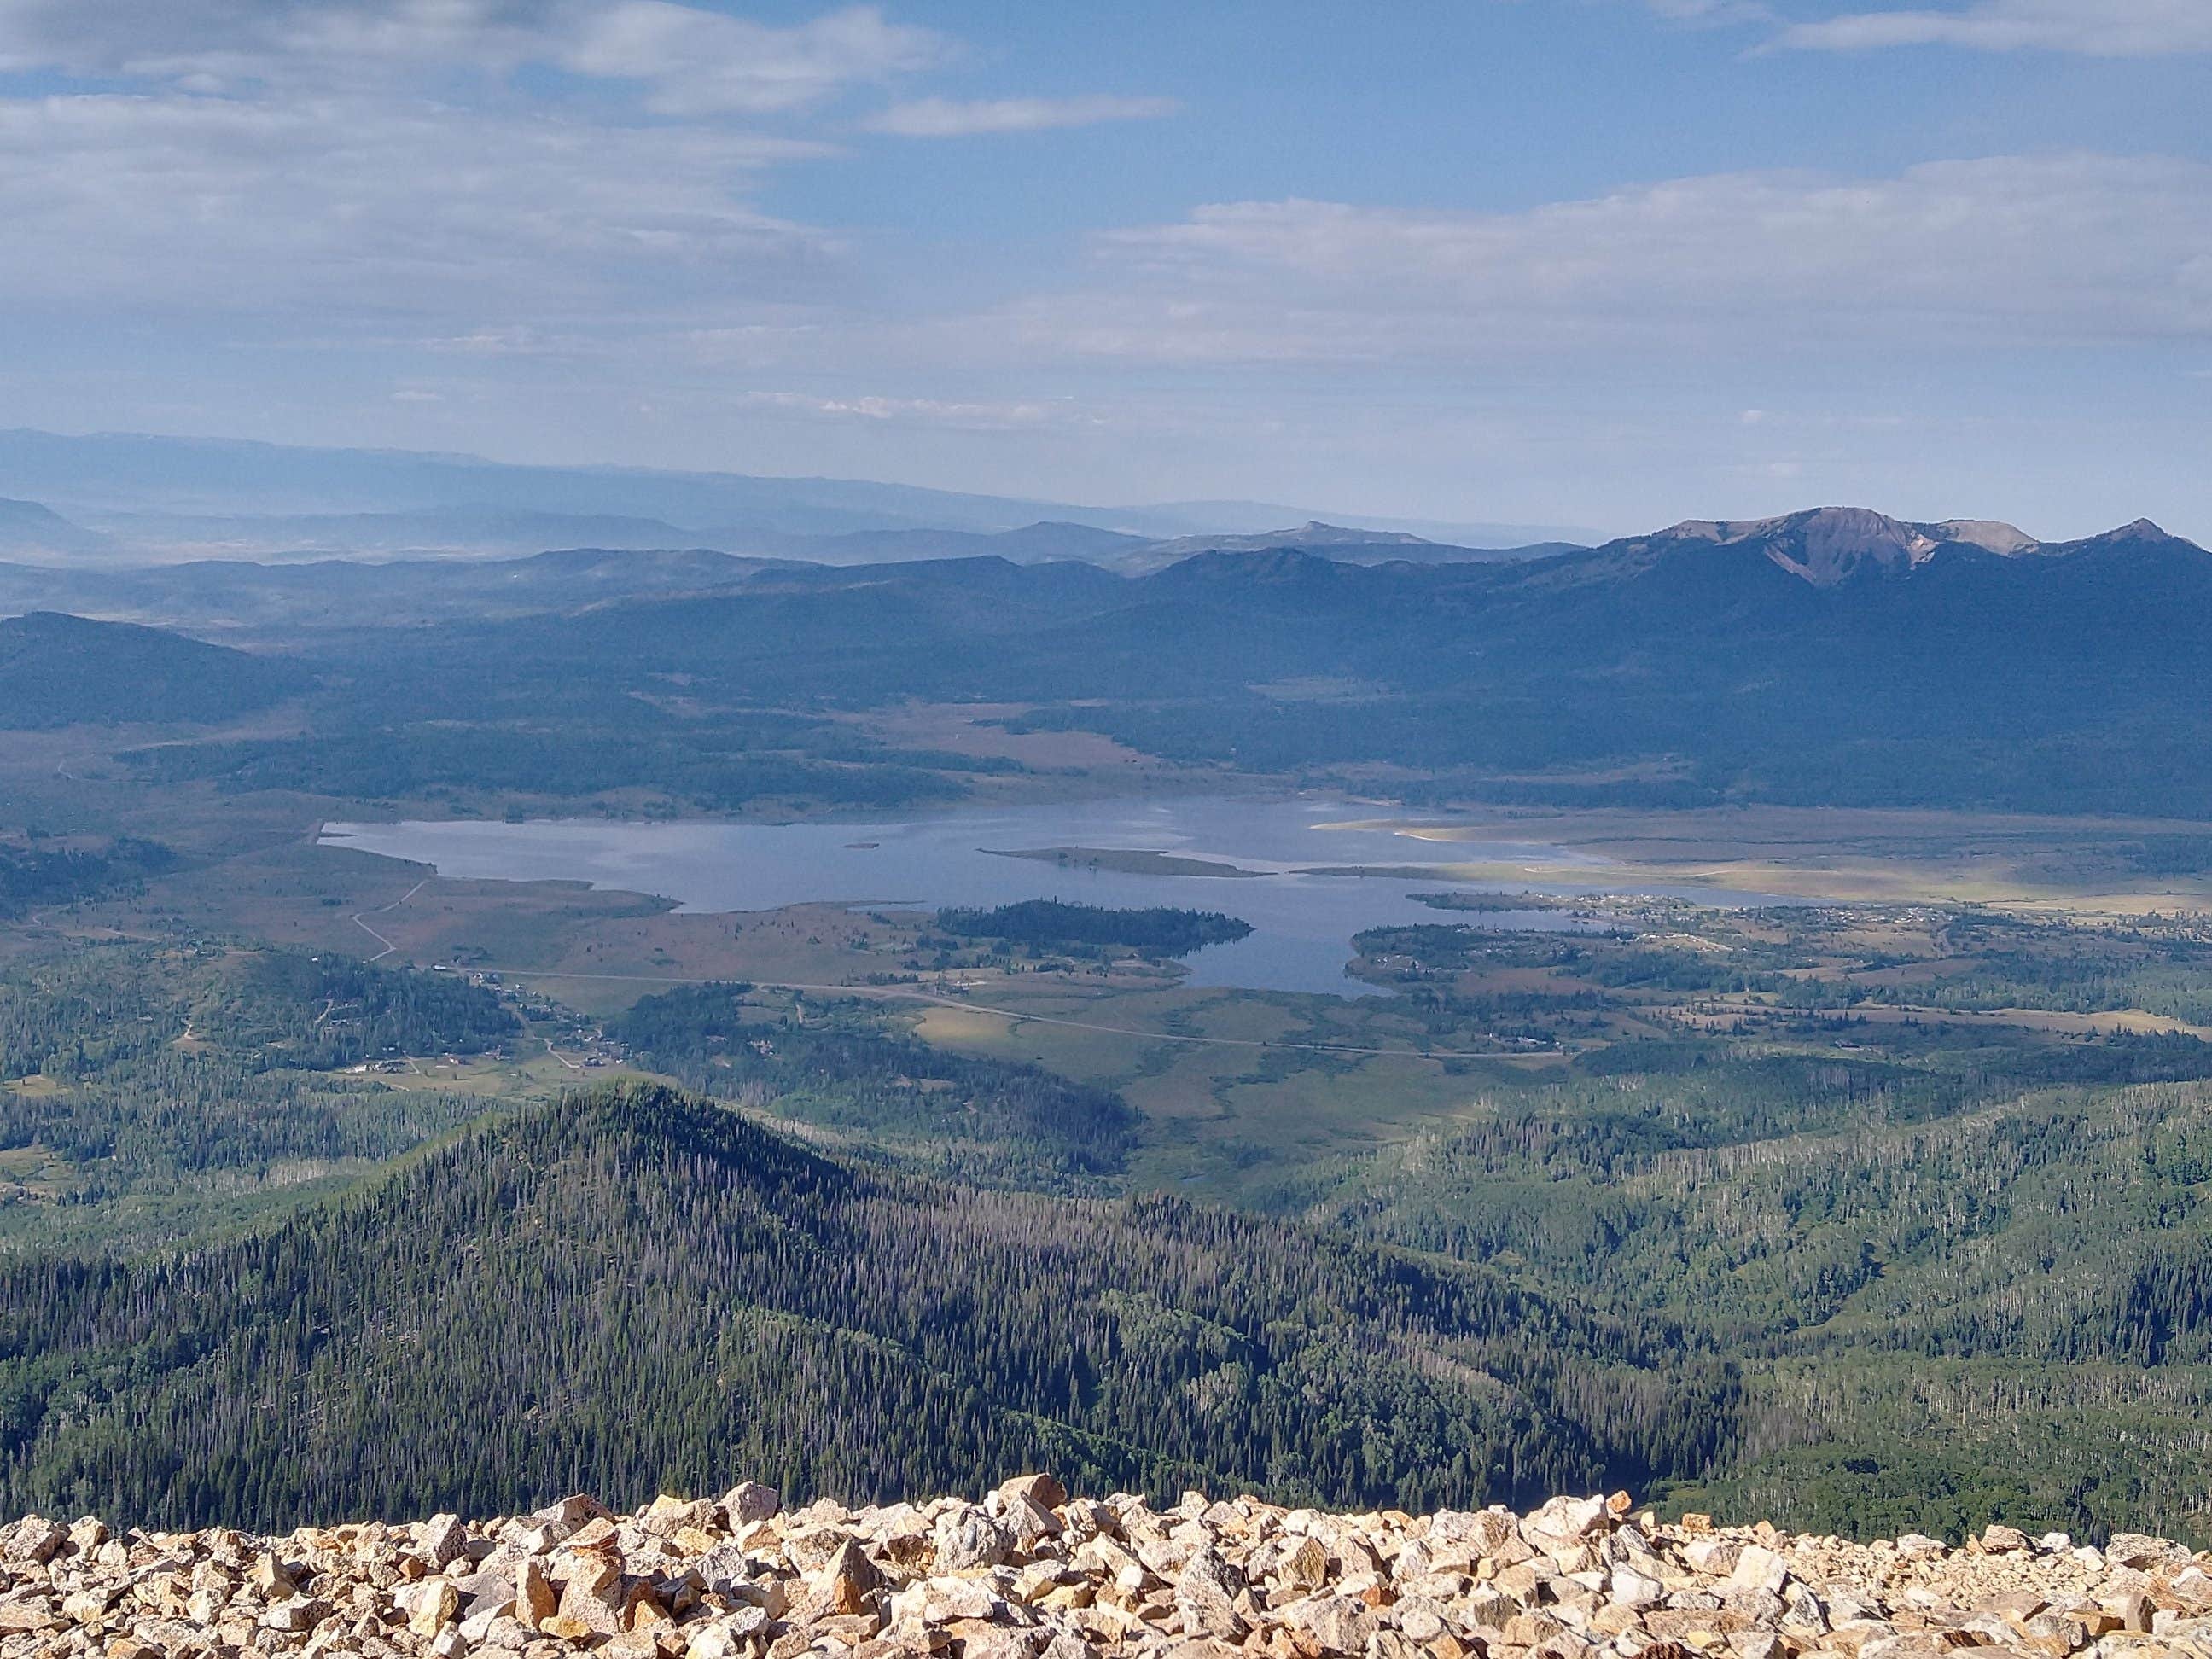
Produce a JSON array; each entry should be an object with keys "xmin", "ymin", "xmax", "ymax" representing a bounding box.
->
[
  {"xmin": 307, "ymin": 504, "xmax": 2204, "ymax": 818},
  {"xmin": 0, "ymin": 428, "xmax": 1588, "ymax": 559},
  {"xmin": 0, "ymin": 499, "xmax": 2195, "ymax": 636},
  {"xmin": 0, "ymin": 497, "xmax": 109, "ymax": 559},
  {"xmin": 0, "ymin": 516, "xmax": 1571, "ymax": 627},
  {"xmin": 12, "ymin": 500, "xmax": 2212, "ymax": 815},
  {"xmin": 1097, "ymin": 521, "xmax": 1575, "ymax": 576}
]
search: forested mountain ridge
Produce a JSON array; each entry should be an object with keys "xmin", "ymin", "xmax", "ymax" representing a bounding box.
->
[
  {"xmin": 606, "ymin": 986, "xmax": 1141, "ymax": 1189},
  {"xmin": 0, "ymin": 1081, "xmax": 1734, "ymax": 1534},
  {"xmin": 7, "ymin": 505, "xmax": 2211, "ymax": 816},
  {"xmin": 0, "ymin": 611, "xmax": 298, "ymax": 728}
]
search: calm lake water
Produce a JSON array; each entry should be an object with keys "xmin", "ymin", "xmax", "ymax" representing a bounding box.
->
[{"xmin": 320, "ymin": 797, "xmax": 1779, "ymax": 998}]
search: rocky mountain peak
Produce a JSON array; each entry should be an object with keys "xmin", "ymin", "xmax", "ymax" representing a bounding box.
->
[
  {"xmin": 1651, "ymin": 506, "xmax": 2045, "ymax": 587},
  {"xmin": 1657, "ymin": 507, "xmax": 1934, "ymax": 586},
  {"xmin": 2046, "ymin": 517, "xmax": 2205, "ymax": 559}
]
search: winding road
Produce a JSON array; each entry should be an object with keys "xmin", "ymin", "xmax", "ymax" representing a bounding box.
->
[{"xmin": 349, "ymin": 879, "xmax": 428, "ymax": 963}]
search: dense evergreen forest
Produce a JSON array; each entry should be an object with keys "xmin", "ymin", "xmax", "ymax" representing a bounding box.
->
[
  {"xmin": 0, "ymin": 945, "xmax": 514, "ymax": 1078},
  {"xmin": 0, "ymin": 946, "xmax": 504, "ymax": 1244},
  {"xmin": 0, "ymin": 835, "xmax": 174, "ymax": 915},
  {"xmin": 0, "ymin": 1082, "xmax": 1733, "ymax": 1534},
  {"xmin": 201, "ymin": 948, "xmax": 517, "ymax": 1068},
  {"xmin": 1315, "ymin": 1057, "xmax": 2212, "ymax": 1545},
  {"xmin": 0, "ymin": 611, "xmax": 298, "ymax": 729},
  {"xmin": 608, "ymin": 985, "xmax": 1138, "ymax": 1187}
]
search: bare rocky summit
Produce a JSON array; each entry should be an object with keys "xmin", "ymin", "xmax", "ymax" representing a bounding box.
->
[
  {"xmin": 1652, "ymin": 509, "xmax": 2042, "ymax": 586},
  {"xmin": 4, "ymin": 1484, "xmax": 2209, "ymax": 1659}
]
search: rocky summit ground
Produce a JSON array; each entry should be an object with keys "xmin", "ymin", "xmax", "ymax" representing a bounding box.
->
[{"xmin": 3, "ymin": 1483, "xmax": 2209, "ymax": 1659}]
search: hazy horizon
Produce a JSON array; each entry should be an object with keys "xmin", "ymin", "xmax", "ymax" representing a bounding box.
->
[{"xmin": 1, "ymin": 0, "xmax": 2206, "ymax": 543}]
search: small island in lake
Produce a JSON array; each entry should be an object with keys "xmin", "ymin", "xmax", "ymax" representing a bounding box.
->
[{"xmin": 934, "ymin": 899, "xmax": 1254, "ymax": 957}]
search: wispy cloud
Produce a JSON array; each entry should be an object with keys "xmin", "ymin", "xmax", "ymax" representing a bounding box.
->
[
  {"xmin": 560, "ymin": 3, "xmax": 943, "ymax": 115},
  {"xmin": 1637, "ymin": 0, "xmax": 1775, "ymax": 24},
  {"xmin": 1773, "ymin": 0, "xmax": 2212, "ymax": 55},
  {"xmin": 0, "ymin": 0, "xmax": 1168, "ymax": 333},
  {"xmin": 742, "ymin": 390, "xmax": 1083, "ymax": 429},
  {"xmin": 0, "ymin": 88, "xmax": 835, "ymax": 314},
  {"xmin": 866, "ymin": 93, "xmax": 1178, "ymax": 138},
  {"xmin": 1, "ymin": 1, "xmax": 2201, "ymax": 533},
  {"xmin": 0, "ymin": 1, "xmax": 948, "ymax": 107},
  {"xmin": 995, "ymin": 154, "xmax": 2212, "ymax": 365}
]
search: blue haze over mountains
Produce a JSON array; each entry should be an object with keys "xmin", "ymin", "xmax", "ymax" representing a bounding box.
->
[
  {"xmin": 3, "ymin": 455, "xmax": 2209, "ymax": 821},
  {"xmin": 0, "ymin": 429, "xmax": 1588, "ymax": 562}
]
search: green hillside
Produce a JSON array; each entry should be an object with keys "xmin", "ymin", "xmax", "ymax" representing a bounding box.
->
[
  {"xmin": 0, "ymin": 1082, "xmax": 1730, "ymax": 1534},
  {"xmin": 0, "ymin": 612, "xmax": 299, "ymax": 729}
]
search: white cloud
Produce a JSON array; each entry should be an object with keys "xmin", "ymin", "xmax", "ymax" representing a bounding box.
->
[
  {"xmin": 0, "ymin": 1, "xmax": 946, "ymax": 109},
  {"xmin": 559, "ymin": 3, "xmax": 942, "ymax": 115},
  {"xmin": 0, "ymin": 2, "xmax": 958, "ymax": 329},
  {"xmin": 0, "ymin": 1, "xmax": 1158, "ymax": 338},
  {"xmin": 742, "ymin": 390, "xmax": 1080, "ymax": 429},
  {"xmin": 1774, "ymin": 0, "xmax": 2212, "ymax": 55},
  {"xmin": 1637, "ymin": 0, "xmax": 1775, "ymax": 23},
  {"xmin": 991, "ymin": 154, "xmax": 2212, "ymax": 366},
  {"xmin": 866, "ymin": 93, "xmax": 1177, "ymax": 138},
  {"xmin": 0, "ymin": 0, "xmax": 551, "ymax": 81},
  {"xmin": 0, "ymin": 89, "xmax": 834, "ymax": 313}
]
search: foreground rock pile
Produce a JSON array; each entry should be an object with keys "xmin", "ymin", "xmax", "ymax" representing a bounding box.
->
[{"xmin": 6, "ymin": 1482, "xmax": 2211, "ymax": 1659}]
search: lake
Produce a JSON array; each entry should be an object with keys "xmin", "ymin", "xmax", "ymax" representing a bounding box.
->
[{"xmin": 319, "ymin": 797, "xmax": 1783, "ymax": 998}]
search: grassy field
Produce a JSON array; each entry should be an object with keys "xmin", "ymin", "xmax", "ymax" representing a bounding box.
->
[{"xmin": 1332, "ymin": 802, "xmax": 2212, "ymax": 911}]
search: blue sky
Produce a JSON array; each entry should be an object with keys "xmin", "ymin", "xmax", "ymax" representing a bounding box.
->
[{"xmin": 0, "ymin": 0, "xmax": 2207, "ymax": 538}]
